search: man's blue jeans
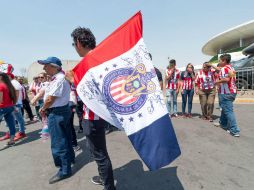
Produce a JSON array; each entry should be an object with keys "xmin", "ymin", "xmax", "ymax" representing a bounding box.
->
[
  {"xmin": 0, "ymin": 106, "xmax": 16, "ymax": 136},
  {"xmin": 166, "ymin": 89, "xmax": 178, "ymax": 114},
  {"xmin": 47, "ymin": 105, "xmax": 75, "ymax": 177},
  {"xmin": 219, "ymin": 93, "xmax": 240, "ymax": 135},
  {"xmin": 181, "ymin": 89, "xmax": 194, "ymax": 114},
  {"xmin": 13, "ymin": 104, "xmax": 25, "ymax": 133}
]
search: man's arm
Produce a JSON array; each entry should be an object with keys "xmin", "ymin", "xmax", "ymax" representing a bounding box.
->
[
  {"xmin": 65, "ymin": 70, "xmax": 74, "ymax": 84},
  {"xmin": 31, "ymin": 90, "xmax": 45, "ymax": 106},
  {"xmin": 215, "ymin": 77, "xmax": 230, "ymax": 84},
  {"xmin": 14, "ymin": 90, "xmax": 19, "ymax": 104},
  {"xmin": 159, "ymin": 81, "xmax": 163, "ymax": 91},
  {"xmin": 206, "ymin": 63, "xmax": 221, "ymax": 71},
  {"xmin": 163, "ymin": 75, "xmax": 168, "ymax": 95},
  {"xmin": 165, "ymin": 70, "xmax": 173, "ymax": 80},
  {"xmin": 0, "ymin": 92, "xmax": 3, "ymax": 104},
  {"xmin": 39, "ymin": 96, "xmax": 57, "ymax": 114}
]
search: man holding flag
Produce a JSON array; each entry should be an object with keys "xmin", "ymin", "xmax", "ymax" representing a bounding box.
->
[
  {"xmin": 66, "ymin": 11, "xmax": 180, "ymax": 188},
  {"xmin": 66, "ymin": 27, "xmax": 116, "ymax": 190}
]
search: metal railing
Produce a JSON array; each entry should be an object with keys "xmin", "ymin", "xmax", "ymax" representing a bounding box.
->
[{"xmin": 235, "ymin": 66, "xmax": 254, "ymax": 90}]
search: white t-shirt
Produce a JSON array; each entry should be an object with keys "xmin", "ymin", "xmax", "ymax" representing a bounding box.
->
[
  {"xmin": 44, "ymin": 72, "xmax": 70, "ymax": 108},
  {"xmin": 11, "ymin": 79, "xmax": 23, "ymax": 105}
]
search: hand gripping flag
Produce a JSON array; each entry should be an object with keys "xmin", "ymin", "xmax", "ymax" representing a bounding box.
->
[{"xmin": 73, "ymin": 11, "xmax": 181, "ymax": 170}]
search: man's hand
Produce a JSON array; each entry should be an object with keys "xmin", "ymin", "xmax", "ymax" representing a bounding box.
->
[
  {"xmin": 14, "ymin": 106, "xmax": 19, "ymax": 113},
  {"xmin": 39, "ymin": 107, "xmax": 46, "ymax": 116},
  {"xmin": 65, "ymin": 70, "xmax": 74, "ymax": 83},
  {"xmin": 195, "ymin": 88, "xmax": 199, "ymax": 95}
]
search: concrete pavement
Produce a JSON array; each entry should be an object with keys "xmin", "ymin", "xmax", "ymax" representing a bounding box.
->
[{"xmin": 0, "ymin": 103, "xmax": 254, "ymax": 190}]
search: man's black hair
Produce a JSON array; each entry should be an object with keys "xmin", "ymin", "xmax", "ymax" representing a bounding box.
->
[
  {"xmin": 220, "ymin": 54, "xmax": 231, "ymax": 63},
  {"xmin": 71, "ymin": 27, "xmax": 96, "ymax": 49},
  {"xmin": 169, "ymin": 59, "xmax": 176, "ymax": 65}
]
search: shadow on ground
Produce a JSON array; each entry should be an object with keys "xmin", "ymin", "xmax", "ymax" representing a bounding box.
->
[
  {"xmin": 15, "ymin": 129, "xmax": 42, "ymax": 146},
  {"xmin": 72, "ymin": 138, "xmax": 94, "ymax": 175},
  {"xmin": 114, "ymin": 160, "xmax": 184, "ymax": 190}
]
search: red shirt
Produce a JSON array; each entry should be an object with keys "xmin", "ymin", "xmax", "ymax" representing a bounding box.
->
[
  {"xmin": 181, "ymin": 71, "xmax": 194, "ymax": 90},
  {"xmin": 165, "ymin": 69, "xmax": 180, "ymax": 90},
  {"xmin": 0, "ymin": 83, "xmax": 14, "ymax": 108},
  {"xmin": 83, "ymin": 104, "xmax": 100, "ymax": 120},
  {"xmin": 218, "ymin": 64, "xmax": 237, "ymax": 94},
  {"xmin": 195, "ymin": 70, "xmax": 216, "ymax": 90}
]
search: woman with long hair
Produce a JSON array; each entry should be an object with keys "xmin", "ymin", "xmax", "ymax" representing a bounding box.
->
[
  {"xmin": 0, "ymin": 72, "xmax": 17, "ymax": 146},
  {"xmin": 180, "ymin": 63, "xmax": 195, "ymax": 117}
]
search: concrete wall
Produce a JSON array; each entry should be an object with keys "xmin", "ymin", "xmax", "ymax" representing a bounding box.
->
[{"xmin": 27, "ymin": 60, "xmax": 78, "ymax": 84}]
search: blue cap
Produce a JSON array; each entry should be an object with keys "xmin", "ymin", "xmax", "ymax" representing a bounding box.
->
[{"xmin": 37, "ymin": 57, "xmax": 62, "ymax": 67}]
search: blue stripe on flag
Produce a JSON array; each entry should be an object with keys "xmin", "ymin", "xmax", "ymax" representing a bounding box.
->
[{"xmin": 128, "ymin": 114, "xmax": 181, "ymax": 171}]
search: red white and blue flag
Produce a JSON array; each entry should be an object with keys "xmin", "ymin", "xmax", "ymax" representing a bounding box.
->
[{"xmin": 73, "ymin": 11, "xmax": 181, "ymax": 170}]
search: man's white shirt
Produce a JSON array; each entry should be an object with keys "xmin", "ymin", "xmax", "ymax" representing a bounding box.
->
[
  {"xmin": 11, "ymin": 79, "xmax": 23, "ymax": 105},
  {"xmin": 44, "ymin": 72, "xmax": 70, "ymax": 108}
]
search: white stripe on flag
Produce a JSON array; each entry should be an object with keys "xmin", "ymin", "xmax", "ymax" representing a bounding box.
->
[
  {"xmin": 118, "ymin": 95, "xmax": 134, "ymax": 104},
  {"xmin": 111, "ymin": 87, "xmax": 122, "ymax": 94},
  {"xmin": 111, "ymin": 79, "xmax": 125, "ymax": 87}
]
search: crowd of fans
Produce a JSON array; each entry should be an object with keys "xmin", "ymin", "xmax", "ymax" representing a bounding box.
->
[
  {"xmin": 163, "ymin": 54, "xmax": 240, "ymax": 137},
  {"xmin": 0, "ymin": 34, "xmax": 240, "ymax": 189}
]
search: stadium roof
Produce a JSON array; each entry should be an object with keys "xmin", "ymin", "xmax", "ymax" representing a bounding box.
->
[{"xmin": 202, "ymin": 20, "xmax": 254, "ymax": 56}]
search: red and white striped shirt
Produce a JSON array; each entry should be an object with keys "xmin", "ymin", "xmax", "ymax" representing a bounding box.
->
[
  {"xmin": 195, "ymin": 70, "xmax": 216, "ymax": 90},
  {"xmin": 165, "ymin": 69, "xmax": 180, "ymax": 90},
  {"xmin": 218, "ymin": 64, "xmax": 237, "ymax": 94},
  {"xmin": 181, "ymin": 71, "xmax": 194, "ymax": 90},
  {"xmin": 83, "ymin": 104, "xmax": 100, "ymax": 120}
]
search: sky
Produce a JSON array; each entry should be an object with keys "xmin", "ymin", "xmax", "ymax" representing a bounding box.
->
[{"xmin": 0, "ymin": 0, "xmax": 253, "ymax": 76}]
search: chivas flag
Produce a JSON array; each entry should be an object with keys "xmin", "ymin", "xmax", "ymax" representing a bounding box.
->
[{"xmin": 73, "ymin": 11, "xmax": 181, "ymax": 170}]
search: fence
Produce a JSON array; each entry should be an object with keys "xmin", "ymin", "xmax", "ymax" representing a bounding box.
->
[{"xmin": 235, "ymin": 67, "xmax": 254, "ymax": 90}]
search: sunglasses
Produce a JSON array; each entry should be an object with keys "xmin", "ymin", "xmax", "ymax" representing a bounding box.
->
[{"xmin": 39, "ymin": 76, "xmax": 44, "ymax": 78}]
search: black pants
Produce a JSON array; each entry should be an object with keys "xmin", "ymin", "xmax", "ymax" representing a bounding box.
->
[
  {"xmin": 82, "ymin": 119, "xmax": 115, "ymax": 190},
  {"xmin": 22, "ymin": 99, "xmax": 34, "ymax": 120},
  {"xmin": 76, "ymin": 101, "xmax": 84, "ymax": 130},
  {"xmin": 70, "ymin": 105, "xmax": 78, "ymax": 147}
]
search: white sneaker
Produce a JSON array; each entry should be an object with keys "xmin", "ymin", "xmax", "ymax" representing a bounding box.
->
[
  {"xmin": 213, "ymin": 122, "xmax": 220, "ymax": 127},
  {"xmin": 232, "ymin": 133, "xmax": 240, "ymax": 137}
]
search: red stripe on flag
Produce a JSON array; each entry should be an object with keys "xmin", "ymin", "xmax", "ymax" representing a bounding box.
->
[
  {"xmin": 112, "ymin": 76, "xmax": 126, "ymax": 83},
  {"xmin": 111, "ymin": 89, "xmax": 123, "ymax": 97},
  {"xmin": 110, "ymin": 83, "xmax": 123, "ymax": 91},
  {"xmin": 114, "ymin": 94, "xmax": 129, "ymax": 102},
  {"xmin": 73, "ymin": 11, "xmax": 143, "ymax": 86}
]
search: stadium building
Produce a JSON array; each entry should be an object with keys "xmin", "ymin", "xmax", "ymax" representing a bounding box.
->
[
  {"xmin": 202, "ymin": 20, "xmax": 254, "ymax": 89},
  {"xmin": 27, "ymin": 60, "xmax": 78, "ymax": 83},
  {"xmin": 202, "ymin": 20, "xmax": 254, "ymax": 63}
]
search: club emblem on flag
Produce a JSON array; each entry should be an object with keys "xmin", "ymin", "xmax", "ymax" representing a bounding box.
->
[{"xmin": 103, "ymin": 63, "xmax": 156, "ymax": 114}]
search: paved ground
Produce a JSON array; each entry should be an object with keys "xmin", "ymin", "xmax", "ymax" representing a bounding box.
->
[{"xmin": 0, "ymin": 103, "xmax": 254, "ymax": 190}]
